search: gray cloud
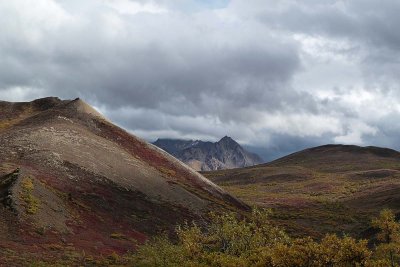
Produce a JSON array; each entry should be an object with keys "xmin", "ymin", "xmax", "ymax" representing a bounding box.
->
[
  {"xmin": 1, "ymin": 0, "xmax": 400, "ymax": 160},
  {"xmin": 256, "ymin": 0, "xmax": 400, "ymax": 92}
]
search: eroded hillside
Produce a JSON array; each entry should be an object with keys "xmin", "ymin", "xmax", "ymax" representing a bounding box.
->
[{"xmin": 0, "ymin": 97, "xmax": 247, "ymax": 264}]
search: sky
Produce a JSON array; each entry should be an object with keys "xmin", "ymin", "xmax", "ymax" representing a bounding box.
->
[{"xmin": 1, "ymin": 0, "xmax": 400, "ymax": 161}]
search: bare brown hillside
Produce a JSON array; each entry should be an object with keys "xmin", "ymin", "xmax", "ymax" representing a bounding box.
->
[{"xmin": 0, "ymin": 97, "xmax": 247, "ymax": 264}]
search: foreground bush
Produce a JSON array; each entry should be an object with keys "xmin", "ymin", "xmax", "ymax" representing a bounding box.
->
[
  {"xmin": 27, "ymin": 208, "xmax": 400, "ymax": 266},
  {"xmin": 132, "ymin": 208, "xmax": 400, "ymax": 267}
]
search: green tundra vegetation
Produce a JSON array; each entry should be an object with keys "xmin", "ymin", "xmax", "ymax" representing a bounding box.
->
[{"xmin": 130, "ymin": 208, "xmax": 400, "ymax": 267}]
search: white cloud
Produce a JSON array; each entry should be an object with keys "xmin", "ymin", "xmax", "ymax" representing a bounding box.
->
[
  {"xmin": 103, "ymin": 0, "xmax": 168, "ymax": 15},
  {"xmin": 334, "ymin": 121, "xmax": 378, "ymax": 145},
  {"xmin": 0, "ymin": 0, "xmax": 71, "ymax": 43},
  {"xmin": 0, "ymin": 86, "xmax": 46, "ymax": 102}
]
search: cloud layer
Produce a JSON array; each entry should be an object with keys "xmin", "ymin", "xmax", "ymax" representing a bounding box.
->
[{"xmin": 1, "ymin": 0, "xmax": 400, "ymax": 160}]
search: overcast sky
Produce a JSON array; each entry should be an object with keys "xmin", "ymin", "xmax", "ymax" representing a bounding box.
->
[{"xmin": 1, "ymin": 0, "xmax": 400, "ymax": 160}]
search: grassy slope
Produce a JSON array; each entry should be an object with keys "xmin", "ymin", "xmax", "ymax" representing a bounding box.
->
[{"xmin": 203, "ymin": 145, "xmax": 400, "ymax": 239}]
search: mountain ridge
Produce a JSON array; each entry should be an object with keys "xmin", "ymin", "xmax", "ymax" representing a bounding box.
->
[{"xmin": 153, "ymin": 136, "xmax": 263, "ymax": 171}]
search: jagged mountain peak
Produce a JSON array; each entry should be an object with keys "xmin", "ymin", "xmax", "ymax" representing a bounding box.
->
[
  {"xmin": 217, "ymin": 136, "xmax": 240, "ymax": 149},
  {"xmin": 219, "ymin": 135, "xmax": 233, "ymax": 142},
  {"xmin": 154, "ymin": 137, "xmax": 263, "ymax": 171},
  {"xmin": 218, "ymin": 136, "xmax": 237, "ymax": 144}
]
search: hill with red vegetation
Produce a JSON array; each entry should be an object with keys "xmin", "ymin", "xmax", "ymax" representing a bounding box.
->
[
  {"xmin": 0, "ymin": 97, "xmax": 247, "ymax": 264},
  {"xmin": 204, "ymin": 144, "xmax": 400, "ymax": 239}
]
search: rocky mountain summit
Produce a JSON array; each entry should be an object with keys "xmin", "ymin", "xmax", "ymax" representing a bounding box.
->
[{"xmin": 153, "ymin": 136, "xmax": 263, "ymax": 171}]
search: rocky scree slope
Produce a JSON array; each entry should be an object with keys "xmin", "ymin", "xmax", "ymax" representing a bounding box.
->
[
  {"xmin": 0, "ymin": 97, "xmax": 247, "ymax": 263},
  {"xmin": 154, "ymin": 136, "xmax": 263, "ymax": 171}
]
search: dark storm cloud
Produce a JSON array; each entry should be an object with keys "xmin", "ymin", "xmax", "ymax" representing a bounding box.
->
[
  {"xmin": 2, "ymin": 0, "xmax": 400, "ymax": 159},
  {"xmin": 0, "ymin": 1, "xmax": 306, "ymax": 123}
]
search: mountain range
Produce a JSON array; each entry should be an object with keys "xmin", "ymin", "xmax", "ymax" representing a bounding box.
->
[{"xmin": 153, "ymin": 136, "xmax": 263, "ymax": 171}]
